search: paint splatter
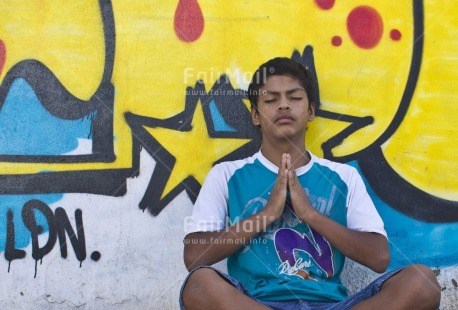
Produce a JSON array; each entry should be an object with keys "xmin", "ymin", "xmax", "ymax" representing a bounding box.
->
[
  {"xmin": 0, "ymin": 40, "xmax": 5, "ymax": 76},
  {"xmin": 174, "ymin": 0, "xmax": 204, "ymax": 42},
  {"xmin": 332, "ymin": 36, "xmax": 342, "ymax": 46},
  {"xmin": 91, "ymin": 251, "xmax": 101, "ymax": 261},
  {"xmin": 315, "ymin": 0, "xmax": 335, "ymax": 10},
  {"xmin": 347, "ymin": 6, "xmax": 383, "ymax": 49},
  {"xmin": 390, "ymin": 29, "xmax": 402, "ymax": 41}
]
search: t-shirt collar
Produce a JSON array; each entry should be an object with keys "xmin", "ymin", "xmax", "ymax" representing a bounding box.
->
[{"xmin": 255, "ymin": 149, "xmax": 315, "ymax": 176}]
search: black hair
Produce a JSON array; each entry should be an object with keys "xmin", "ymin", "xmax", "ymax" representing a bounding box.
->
[{"xmin": 247, "ymin": 57, "xmax": 315, "ymax": 110}]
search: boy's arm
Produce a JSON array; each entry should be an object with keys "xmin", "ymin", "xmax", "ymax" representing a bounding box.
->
[
  {"xmin": 184, "ymin": 155, "xmax": 291, "ymax": 271},
  {"xmin": 299, "ymin": 209, "xmax": 389, "ymax": 273},
  {"xmin": 184, "ymin": 209, "xmax": 275, "ymax": 271}
]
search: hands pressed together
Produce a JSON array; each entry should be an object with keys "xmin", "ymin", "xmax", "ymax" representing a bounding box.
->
[{"xmin": 264, "ymin": 153, "xmax": 316, "ymax": 224}]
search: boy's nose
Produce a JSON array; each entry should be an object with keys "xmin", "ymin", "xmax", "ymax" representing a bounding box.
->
[{"xmin": 278, "ymin": 98, "xmax": 291, "ymax": 110}]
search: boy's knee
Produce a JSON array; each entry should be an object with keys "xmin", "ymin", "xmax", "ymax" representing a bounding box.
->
[
  {"xmin": 182, "ymin": 268, "xmax": 210, "ymax": 308},
  {"xmin": 183, "ymin": 267, "xmax": 216, "ymax": 294},
  {"xmin": 182, "ymin": 267, "xmax": 238, "ymax": 309},
  {"xmin": 182, "ymin": 267, "xmax": 226, "ymax": 307},
  {"xmin": 404, "ymin": 264, "xmax": 441, "ymax": 305},
  {"xmin": 406, "ymin": 264, "xmax": 439, "ymax": 287}
]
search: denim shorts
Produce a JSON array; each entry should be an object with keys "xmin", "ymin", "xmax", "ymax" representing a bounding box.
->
[{"xmin": 179, "ymin": 266, "xmax": 403, "ymax": 310}]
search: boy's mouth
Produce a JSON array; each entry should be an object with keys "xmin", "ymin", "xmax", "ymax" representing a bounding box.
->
[{"xmin": 274, "ymin": 114, "xmax": 295, "ymax": 124}]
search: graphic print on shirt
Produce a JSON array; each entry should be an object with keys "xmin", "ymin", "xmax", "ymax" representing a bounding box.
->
[
  {"xmin": 274, "ymin": 226, "xmax": 334, "ymax": 281},
  {"xmin": 305, "ymin": 186, "xmax": 337, "ymax": 217},
  {"xmin": 234, "ymin": 179, "xmax": 337, "ymax": 280},
  {"xmin": 275, "ymin": 185, "xmax": 336, "ymax": 281}
]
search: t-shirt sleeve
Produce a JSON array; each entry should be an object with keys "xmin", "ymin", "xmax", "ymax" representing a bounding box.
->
[
  {"xmin": 346, "ymin": 168, "xmax": 387, "ymax": 238},
  {"xmin": 184, "ymin": 164, "xmax": 228, "ymax": 235}
]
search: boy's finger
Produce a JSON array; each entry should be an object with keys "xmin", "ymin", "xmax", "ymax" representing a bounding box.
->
[
  {"xmin": 288, "ymin": 170, "xmax": 295, "ymax": 187},
  {"xmin": 281, "ymin": 153, "xmax": 287, "ymax": 171},
  {"xmin": 280, "ymin": 169, "xmax": 288, "ymax": 186},
  {"xmin": 286, "ymin": 154, "xmax": 292, "ymax": 170}
]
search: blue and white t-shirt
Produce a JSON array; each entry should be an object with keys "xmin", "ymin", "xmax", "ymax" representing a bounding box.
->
[{"xmin": 186, "ymin": 150, "xmax": 386, "ymax": 302}]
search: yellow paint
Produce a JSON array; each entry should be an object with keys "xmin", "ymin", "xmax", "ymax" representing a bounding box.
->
[
  {"xmin": 384, "ymin": 1, "xmax": 458, "ymax": 200},
  {"xmin": 0, "ymin": 1, "xmax": 104, "ymax": 98}
]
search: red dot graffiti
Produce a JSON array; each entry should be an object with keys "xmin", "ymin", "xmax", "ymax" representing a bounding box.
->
[
  {"xmin": 315, "ymin": 0, "xmax": 335, "ymax": 10},
  {"xmin": 347, "ymin": 6, "xmax": 383, "ymax": 49},
  {"xmin": 331, "ymin": 36, "xmax": 342, "ymax": 46},
  {"xmin": 0, "ymin": 40, "xmax": 5, "ymax": 76},
  {"xmin": 174, "ymin": 0, "xmax": 204, "ymax": 43},
  {"xmin": 390, "ymin": 29, "xmax": 402, "ymax": 41}
]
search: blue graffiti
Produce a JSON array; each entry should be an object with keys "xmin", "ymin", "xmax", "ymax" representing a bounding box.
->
[
  {"xmin": 0, "ymin": 78, "xmax": 92, "ymax": 155},
  {"xmin": 209, "ymin": 100, "xmax": 237, "ymax": 132},
  {"xmin": 350, "ymin": 161, "xmax": 458, "ymax": 269}
]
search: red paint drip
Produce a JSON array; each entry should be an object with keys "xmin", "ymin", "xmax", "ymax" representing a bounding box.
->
[
  {"xmin": 0, "ymin": 40, "xmax": 5, "ymax": 76},
  {"xmin": 331, "ymin": 36, "xmax": 342, "ymax": 46},
  {"xmin": 174, "ymin": 0, "xmax": 204, "ymax": 42},
  {"xmin": 347, "ymin": 6, "xmax": 383, "ymax": 49},
  {"xmin": 314, "ymin": 0, "xmax": 335, "ymax": 10},
  {"xmin": 390, "ymin": 29, "xmax": 402, "ymax": 41}
]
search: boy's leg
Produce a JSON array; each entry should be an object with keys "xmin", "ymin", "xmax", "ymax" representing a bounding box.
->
[
  {"xmin": 181, "ymin": 267, "xmax": 270, "ymax": 310},
  {"xmin": 351, "ymin": 264, "xmax": 440, "ymax": 310}
]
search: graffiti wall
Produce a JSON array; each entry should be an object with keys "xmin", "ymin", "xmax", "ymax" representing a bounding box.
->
[{"xmin": 1, "ymin": 0, "xmax": 457, "ymax": 308}]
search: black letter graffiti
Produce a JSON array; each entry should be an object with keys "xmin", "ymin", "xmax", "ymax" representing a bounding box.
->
[
  {"xmin": 5, "ymin": 209, "xmax": 26, "ymax": 272},
  {"xmin": 22, "ymin": 200, "xmax": 57, "ymax": 277},
  {"xmin": 55, "ymin": 207, "xmax": 86, "ymax": 266},
  {"xmin": 5, "ymin": 200, "xmax": 89, "ymax": 276}
]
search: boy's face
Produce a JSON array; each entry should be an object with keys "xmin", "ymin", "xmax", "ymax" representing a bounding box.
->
[{"xmin": 251, "ymin": 75, "xmax": 315, "ymax": 141}]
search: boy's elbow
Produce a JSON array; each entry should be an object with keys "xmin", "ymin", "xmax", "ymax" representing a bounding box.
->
[
  {"xmin": 183, "ymin": 245, "xmax": 196, "ymax": 271},
  {"xmin": 373, "ymin": 249, "xmax": 390, "ymax": 273},
  {"xmin": 373, "ymin": 259, "xmax": 389, "ymax": 273}
]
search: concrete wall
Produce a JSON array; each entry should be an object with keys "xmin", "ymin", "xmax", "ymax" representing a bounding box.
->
[{"xmin": 1, "ymin": 1, "xmax": 457, "ymax": 308}]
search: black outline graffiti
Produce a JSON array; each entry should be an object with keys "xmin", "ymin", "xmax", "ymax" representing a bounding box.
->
[
  {"xmin": 359, "ymin": 148, "xmax": 458, "ymax": 223},
  {"xmin": 125, "ymin": 77, "xmax": 261, "ymax": 216},
  {"xmin": 0, "ymin": 0, "xmax": 134, "ymax": 196}
]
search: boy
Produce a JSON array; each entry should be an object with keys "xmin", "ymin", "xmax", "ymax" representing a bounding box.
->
[{"xmin": 181, "ymin": 58, "xmax": 440, "ymax": 309}]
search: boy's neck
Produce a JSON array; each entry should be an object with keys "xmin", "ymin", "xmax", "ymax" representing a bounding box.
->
[{"xmin": 261, "ymin": 139, "xmax": 310, "ymax": 168}]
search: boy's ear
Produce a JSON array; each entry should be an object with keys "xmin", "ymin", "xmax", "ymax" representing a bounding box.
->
[
  {"xmin": 251, "ymin": 106, "xmax": 260, "ymax": 126},
  {"xmin": 308, "ymin": 102, "xmax": 316, "ymax": 121}
]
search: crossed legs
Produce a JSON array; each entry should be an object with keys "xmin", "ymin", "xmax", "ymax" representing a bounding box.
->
[{"xmin": 182, "ymin": 264, "xmax": 441, "ymax": 310}]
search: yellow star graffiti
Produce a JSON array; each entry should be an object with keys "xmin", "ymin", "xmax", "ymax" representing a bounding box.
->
[{"xmin": 144, "ymin": 100, "xmax": 251, "ymax": 200}]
